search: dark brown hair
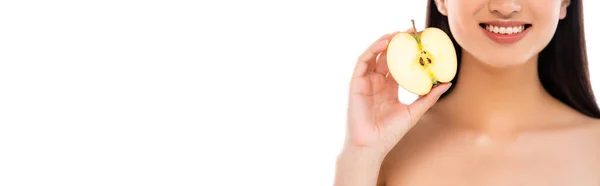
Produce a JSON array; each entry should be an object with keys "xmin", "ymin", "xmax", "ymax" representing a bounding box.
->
[{"xmin": 426, "ymin": 0, "xmax": 600, "ymax": 118}]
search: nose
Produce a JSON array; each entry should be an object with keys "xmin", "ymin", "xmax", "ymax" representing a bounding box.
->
[{"xmin": 488, "ymin": 0, "xmax": 522, "ymax": 18}]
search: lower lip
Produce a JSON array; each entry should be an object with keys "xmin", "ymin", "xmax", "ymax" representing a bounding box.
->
[{"xmin": 481, "ymin": 26, "xmax": 530, "ymax": 45}]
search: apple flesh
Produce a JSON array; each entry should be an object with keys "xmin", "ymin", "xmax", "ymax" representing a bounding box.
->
[{"xmin": 386, "ymin": 20, "xmax": 457, "ymax": 96}]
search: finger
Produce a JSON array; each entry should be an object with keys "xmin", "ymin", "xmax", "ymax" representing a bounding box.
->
[
  {"xmin": 375, "ymin": 50, "xmax": 389, "ymax": 75},
  {"xmin": 384, "ymin": 72, "xmax": 399, "ymax": 99},
  {"xmin": 365, "ymin": 39, "xmax": 389, "ymax": 73},
  {"xmin": 352, "ymin": 33, "xmax": 395, "ymax": 78},
  {"xmin": 407, "ymin": 83, "xmax": 452, "ymax": 122}
]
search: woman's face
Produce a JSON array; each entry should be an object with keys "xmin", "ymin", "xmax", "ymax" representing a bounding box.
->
[{"xmin": 435, "ymin": 0, "xmax": 571, "ymax": 67}]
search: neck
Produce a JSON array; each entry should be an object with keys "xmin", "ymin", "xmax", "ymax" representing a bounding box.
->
[{"xmin": 436, "ymin": 51, "xmax": 556, "ymax": 132}]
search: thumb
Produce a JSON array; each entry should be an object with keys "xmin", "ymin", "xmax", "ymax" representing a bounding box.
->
[{"xmin": 407, "ymin": 83, "xmax": 452, "ymax": 122}]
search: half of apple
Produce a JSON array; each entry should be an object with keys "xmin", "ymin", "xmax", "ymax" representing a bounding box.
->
[{"xmin": 386, "ymin": 20, "xmax": 457, "ymax": 96}]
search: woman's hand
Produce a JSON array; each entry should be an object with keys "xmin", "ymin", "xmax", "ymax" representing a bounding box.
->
[
  {"xmin": 335, "ymin": 29, "xmax": 451, "ymax": 186},
  {"xmin": 344, "ymin": 29, "xmax": 452, "ymax": 158}
]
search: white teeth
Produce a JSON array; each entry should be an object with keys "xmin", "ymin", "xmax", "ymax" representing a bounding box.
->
[{"xmin": 485, "ymin": 25, "xmax": 525, "ymax": 35}]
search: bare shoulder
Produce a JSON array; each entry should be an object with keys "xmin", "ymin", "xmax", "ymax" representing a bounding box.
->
[
  {"xmin": 378, "ymin": 115, "xmax": 446, "ymax": 185},
  {"xmin": 581, "ymin": 117, "xmax": 600, "ymax": 139},
  {"xmin": 577, "ymin": 117, "xmax": 600, "ymax": 169},
  {"xmin": 549, "ymin": 110, "xmax": 600, "ymax": 146},
  {"xmin": 562, "ymin": 110, "xmax": 600, "ymax": 136},
  {"xmin": 584, "ymin": 117, "xmax": 600, "ymax": 130},
  {"xmin": 557, "ymin": 114, "xmax": 600, "ymax": 158},
  {"xmin": 545, "ymin": 100, "xmax": 600, "ymax": 140},
  {"xmin": 381, "ymin": 115, "xmax": 437, "ymax": 165}
]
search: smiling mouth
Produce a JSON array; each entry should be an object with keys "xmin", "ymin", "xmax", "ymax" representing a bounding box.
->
[{"xmin": 479, "ymin": 23, "xmax": 532, "ymax": 35}]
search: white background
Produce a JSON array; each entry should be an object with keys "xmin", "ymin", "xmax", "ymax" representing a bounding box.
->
[{"xmin": 0, "ymin": 0, "xmax": 597, "ymax": 185}]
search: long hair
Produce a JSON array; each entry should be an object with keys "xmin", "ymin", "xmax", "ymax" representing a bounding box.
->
[{"xmin": 426, "ymin": 0, "xmax": 600, "ymax": 118}]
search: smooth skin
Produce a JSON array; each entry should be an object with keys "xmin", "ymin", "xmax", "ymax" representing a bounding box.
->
[
  {"xmin": 335, "ymin": 0, "xmax": 600, "ymax": 185},
  {"xmin": 336, "ymin": 29, "xmax": 452, "ymax": 186}
]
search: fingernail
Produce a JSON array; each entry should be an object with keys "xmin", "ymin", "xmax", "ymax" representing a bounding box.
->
[
  {"xmin": 381, "ymin": 40, "xmax": 389, "ymax": 45},
  {"xmin": 380, "ymin": 40, "xmax": 389, "ymax": 48},
  {"xmin": 442, "ymin": 83, "xmax": 452, "ymax": 93}
]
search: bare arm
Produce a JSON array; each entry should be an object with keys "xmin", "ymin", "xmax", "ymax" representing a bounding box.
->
[
  {"xmin": 336, "ymin": 28, "xmax": 450, "ymax": 186},
  {"xmin": 334, "ymin": 147, "xmax": 384, "ymax": 186}
]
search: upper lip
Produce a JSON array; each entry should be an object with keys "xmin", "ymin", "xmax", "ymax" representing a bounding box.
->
[{"xmin": 481, "ymin": 21, "xmax": 531, "ymax": 27}]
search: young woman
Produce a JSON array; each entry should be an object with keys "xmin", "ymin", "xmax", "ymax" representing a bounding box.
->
[{"xmin": 335, "ymin": 0, "xmax": 600, "ymax": 185}]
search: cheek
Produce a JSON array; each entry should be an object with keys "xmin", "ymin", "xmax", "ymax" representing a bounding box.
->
[
  {"xmin": 530, "ymin": 0, "xmax": 564, "ymax": 18},
  {"xmin": 444, "ymin": 2, "xmax": 484, "ymax": 42},
  {"xmin": 445, "ymin": 7, "xmax": 481, "ymax": 55},
  {"xmin": 529, "ymin": 0, "xmax": 564, "ymax": 32},
  {"xmin": 528, "ymin": 3, "xmax": 562, "ymax": 49}
]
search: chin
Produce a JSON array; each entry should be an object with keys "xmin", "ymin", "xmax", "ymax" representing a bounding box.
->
[
  {"xmin": 465, "ymin": 51, "xmax": 534, "ymax": 69},
  {"xmin": 480, "ymin": 59, "xmax": 530, "ymax": 68}
]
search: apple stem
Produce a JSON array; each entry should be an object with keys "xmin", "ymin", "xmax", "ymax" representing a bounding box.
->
[{"xmin": 410, "ymin": 19, "xmax": 420, "ymax": 43}]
